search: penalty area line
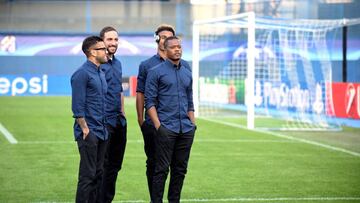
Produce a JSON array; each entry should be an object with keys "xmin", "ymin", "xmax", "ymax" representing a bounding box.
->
[{"xmin": 0, "ymin": 122, "xmax": 17, "ymax": 144}]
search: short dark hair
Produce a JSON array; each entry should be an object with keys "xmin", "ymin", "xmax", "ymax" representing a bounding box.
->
[
  {"xmin": 99, "ymin": 26, "xmax": 118, "ymax": 39},
  {"xmin": 154, "ymin": 24, "xmax": 176, "ymax": 43},
  {"xmin": 155, "ymin": 24, "xmax": 175, "ymax": 36},
  {"xmin": 82, "ymin": 36, "xmax": 103, "ymax": 57},
  {"xmin": 164, "ymin": 36, "xmax": 180, "ymax": 49}
]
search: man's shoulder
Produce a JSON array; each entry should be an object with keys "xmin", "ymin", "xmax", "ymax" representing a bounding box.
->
[
  {"xmin": 112, "ymin": 56, "xmax": 122, "ymax": 66},
  {"xmin": 143, "ymin": 54, "xmax": 158, "ymax": 62},
  {"xmin": 100, "ymin": 62, "xmax": 110, "ymax": 71},
  {"xmin": 73, "ymin": 62, "xmax": 88, "ymax": 75},
  {"xmin": 71, "ymin": 66, "xmax": 88, "ymax": 81},
  {"xmin": 180, "ymin": 59, "xmax": 189, "ymax": 64},
  {"xmin": 180, "ymin": 59, "xmax": 191, "ymax": 69},
  {"xmin": 153, "ymin": 60, "xmax": 167, "ymax": 70},
  {"xmin": 141, "ymin": 55, "xmax": 162, "ymax": 68},
  {"xmin": 147, "ymin": 62, "xmax": 164, "ymax": 76},
  {"xmin": 179, "ymin": 59, "xmax": 191, "ymax": 73},
  {"xmin": 101, "ymin": 61, "xmax": 121, "ymax": 75}
]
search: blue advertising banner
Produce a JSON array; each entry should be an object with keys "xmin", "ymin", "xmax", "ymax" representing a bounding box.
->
[
  {"xmin": 0, "ymin": 74, "xmax": 69, "ymax": 96},
  {"xmin": 0, "ymin": 34, "xmax": 193, "ymax": 96},
  {"xmin": 0, "ymin": 74, "xmax": 134, "ymax": 96}
]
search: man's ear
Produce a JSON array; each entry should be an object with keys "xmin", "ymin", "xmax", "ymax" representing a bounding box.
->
[{"xmin": 89, "ymin": 49, "xmax": 96, "ymax": 57}]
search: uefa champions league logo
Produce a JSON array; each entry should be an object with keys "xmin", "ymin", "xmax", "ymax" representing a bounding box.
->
[{"xmin": 0, "ymin": 35, "xmax": 16, "ymax": 53}]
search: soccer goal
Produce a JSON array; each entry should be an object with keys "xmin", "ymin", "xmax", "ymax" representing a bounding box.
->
[{"xmin": 192, "ymin": 12, "xmax": 360, "ymax": 131}]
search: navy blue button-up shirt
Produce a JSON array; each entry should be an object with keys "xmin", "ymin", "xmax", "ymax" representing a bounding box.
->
[
  {"xmin": 137, "ymin": 54, "xmax": 191, "ymax": 125},
  {"xmin": 101, "ymin": 56, "xmax": 126, "ymax": 128},
  {"xmin": 71, "ymin": 60, "xmax": 108, "ymax": 140},
  {"xmin": 145, "ymin": 59, "xmax": 195, "ymax": 133}
]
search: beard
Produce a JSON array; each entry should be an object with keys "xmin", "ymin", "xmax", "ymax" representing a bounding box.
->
[
  {"xmin": 98, "ymin": 56, "xmax": 108, "ymax": 64},
  {"xmin": 170, "ymin": 52, "xmax": 181, "ymax": 61},
  {"xmin": 107, "ymin": 46, "xmax": 117, "ymax": 55},
  {"xmin": 168, "ymin": 56, "xmax": 181, "ymax": 63}
]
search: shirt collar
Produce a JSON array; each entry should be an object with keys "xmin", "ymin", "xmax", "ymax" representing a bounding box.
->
[
  {"xmin": 111, "ymin": 55, "xmax": 117, "ymax": 61},
  {"xmin": 155, "ymin": 53, "xmax": 165, "ymax": 62},
  {"xmin": 107, "ymin": 54, "xmax": 116, "ymax": 64},
  {"xmin": 85, "ymin": 60, "xmax": 100, "ymax": 72},
  {"xmin": 165, "ymin": 59, "xmax": 181, "ymax": 69}
]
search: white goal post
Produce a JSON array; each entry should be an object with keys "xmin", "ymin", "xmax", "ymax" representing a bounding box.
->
[{"xmin": 192, "ymin": 12, "xmax": 360, "ymax": 131}]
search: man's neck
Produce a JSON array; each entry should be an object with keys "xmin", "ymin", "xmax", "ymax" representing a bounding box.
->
[
  {"xmin": 108, "ymin": 54, "xmax": 114, "ymax": 61},
  {"xmin": 158, "ymin": 49, "xmax": 167, "ymax": 60}
]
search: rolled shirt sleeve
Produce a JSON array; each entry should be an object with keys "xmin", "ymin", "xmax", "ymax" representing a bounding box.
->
[
  {"xmin": 181, "ymin": 60, "xmax": 194, "ymax": 111},
  {"xmin": 145, "ymin": 67, "xmax": 158, "ymax": 111},
  {"xmin": 136, "ymin": 62, "xmax": 146, "ymax": 93},
  {"xmin": 137, "ymin": 54, "xmax": 165, "ymax": 126},
  {"xmin": 187, "ymin": 76, "xmax": 194, "ymax": 112},
  {"xmin": 71, "ymin": 69, "xmax": 87, "ymax": 118}
]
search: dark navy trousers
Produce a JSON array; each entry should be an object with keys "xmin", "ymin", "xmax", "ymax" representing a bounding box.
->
[{"xmin": 152, "ymin": 126, "xmax": 195, "ymax": 203}]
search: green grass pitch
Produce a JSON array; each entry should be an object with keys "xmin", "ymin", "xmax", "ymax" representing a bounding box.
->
[{"xmin": 0, "ymin": 96, "xmax": 359, "ymax": 202}]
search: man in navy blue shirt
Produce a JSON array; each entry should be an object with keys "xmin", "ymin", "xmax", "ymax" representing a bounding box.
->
[
  {"xmin": 136, "ymin": 24, "xmax": 191, "ymax": 202},
  {"xmin": 98, "ymin": 26, "xmax": 127, "ymax": 203},
  {"xmin": 145, "ymin": 36, "xmax": 196, "ymax": 203},
  {"xmin": 136, "ymin": 24, "xmax": 175, "ymax": 202},
  {"xmin": 71, "ymin": 36, "xmax": 108, "ymax": 203}
]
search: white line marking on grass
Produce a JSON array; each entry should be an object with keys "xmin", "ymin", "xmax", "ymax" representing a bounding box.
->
[
  {"xmin": 111, "ymin": 197, "xmax": 360, "ymax": 202},
  {"xmin": 180, "ymin": 197, "xmax": 360, "ymax": 202},
  {"xmin": 195, "ymin": 139, "xmax": 296, "ymax": 143},
  {"xmin": 0, "ymin": 122, "xmax": 17, "ymax": 144},
  {"xmin": 18, "ymin": 141, "xmax": 75, "ymax": 144},
  {"xmin": 202, "ymin": 118, "xmax": 360, "ymax": 157},
  {"xmin": 18, "ymin": 139, "xmax": 295, "ymax": 144},
  {"xmin": 37, "ymin": 197, "xmax": 360, "ymax": 203},
  {"xmin": 18, "ymin": 140, "xmax": 143, "ymax": 144}
]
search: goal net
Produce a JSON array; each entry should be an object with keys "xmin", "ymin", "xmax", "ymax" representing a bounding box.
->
[{"xmin": 192, "ymin": 12, "xmax": 360, "ymax": 131}]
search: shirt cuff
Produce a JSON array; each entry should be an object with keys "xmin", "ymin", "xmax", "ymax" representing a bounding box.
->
[
  {"xmin": 73, "ymin": 113, "xmax": 85, "ymax": 118},
  {"xmin": 145, "ymin": 103, "xmax": 155, "ymax": 111}
]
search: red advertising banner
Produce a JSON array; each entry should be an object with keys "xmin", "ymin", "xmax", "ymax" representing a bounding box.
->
[
  {"xmin": 129, "ymin": 76, "xmax": 137, "ymax": 97},
  {"xmin": 330, "ymin": 82, "xmax": 360, "ymax": 119},
  {"xmin": 122, "ymin": 76, "xmax": 137, "ymax": 97}
]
